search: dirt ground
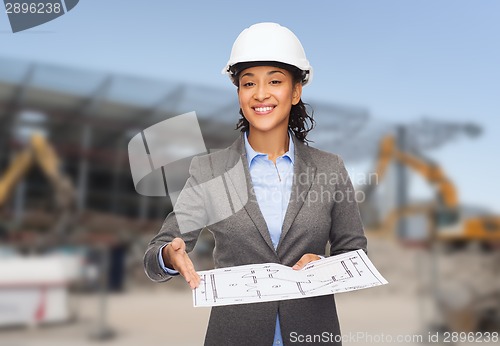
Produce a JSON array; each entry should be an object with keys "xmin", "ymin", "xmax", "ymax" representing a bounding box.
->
[{"xmin": 2, "ymin": 238, "xmax": 498, "ymax": 345}]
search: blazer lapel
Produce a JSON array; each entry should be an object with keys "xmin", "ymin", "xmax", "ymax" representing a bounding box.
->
[
  {"xmin": 224, "ymin": 134, "xmax": 276, "ymax": 253},
  {"xmin": 277, "ymin": 137, "xmax": 316, "ymax": 250}
]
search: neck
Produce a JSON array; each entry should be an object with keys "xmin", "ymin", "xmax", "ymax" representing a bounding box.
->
[{"xmin": 247, "ymin": 126, "xmax": 289, "ymax": 163}]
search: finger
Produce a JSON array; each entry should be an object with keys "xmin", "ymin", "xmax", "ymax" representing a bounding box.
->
[
  {"xmin": 179, "ymin": 264, "xmax": 196, "ymax": 288},
  {"xmin": 176, "ymin": 252, "xmax": 199, "ymax": 289},
  {"xmin": 186, "ymin": 255, "xmax": 201, "ymax": 288},
  {"xmin": 187, "ymin": 270, "xmax": 200, "ymax": 289},
  {"xmin": 184, "ymin": 267, "xmax": 200, "ymax": 289},
  {"xmin": 184, "ymin": 255, "xmax": 201, "ymax": 288},
  {"xmin": 185, "ymin": 259, "xmax": 198, "ymax": 278}
]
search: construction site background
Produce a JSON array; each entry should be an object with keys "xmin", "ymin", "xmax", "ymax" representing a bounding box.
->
[
  {"xmin": 1, "ymin": 2, "xmax": 500, "ymax": 346},
  {"xmin": 1, "ymin": 60, "xmax": 498, "ymax": 346}
]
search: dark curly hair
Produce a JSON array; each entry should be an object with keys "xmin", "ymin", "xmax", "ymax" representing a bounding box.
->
[{"xmin": 231, "ymin": 61, "xmax": 315, "ymax": 144}]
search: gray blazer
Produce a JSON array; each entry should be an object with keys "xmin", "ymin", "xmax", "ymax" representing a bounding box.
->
[{"xmin": 144, "ymin": 133, "xmax": 367, "ymax": 346}]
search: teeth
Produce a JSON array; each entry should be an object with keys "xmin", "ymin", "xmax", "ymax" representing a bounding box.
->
[{"xmin": 254, "ymin": 106, "xmax": 273, "ymax": 112}]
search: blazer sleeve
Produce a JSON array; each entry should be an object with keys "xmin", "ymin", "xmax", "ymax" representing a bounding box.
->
[
  {"xmin": 329, "ymin": 155, "xmax": 368, "ymax": 256},
  {"xmin": 143, "ymin": 156, "xmax": 207, "ymax": 282}
]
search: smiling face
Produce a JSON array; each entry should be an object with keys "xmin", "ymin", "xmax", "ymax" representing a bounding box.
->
[{"xmin": 237, "ymin": 65, "xmax": 302, "ymax": 137}]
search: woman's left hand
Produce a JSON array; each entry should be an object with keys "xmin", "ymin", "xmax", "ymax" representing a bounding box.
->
[{"xmin": 292, "ymin": 253, "xmax": 322, "ymax": 270}]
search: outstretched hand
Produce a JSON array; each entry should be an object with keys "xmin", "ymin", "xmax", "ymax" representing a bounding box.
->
[
  {"xmin": 292, "ymin": 253, "xmax": 322, "ymax": 270},
  {"xmin": 162, "ymin": 237, "xmax": 200, "ymax": 289}
]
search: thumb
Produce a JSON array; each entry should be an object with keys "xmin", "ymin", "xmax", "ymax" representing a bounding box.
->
[
  {"xmin": 293, "ymin": 254, "xmax": 320, "ymax": 270},
  {"xmin": 292, "ymin": 256, "xmax": 308, "ymax": 270},
  {"xmin": 170, "ymin": 238, "xmax": 185, "ymax": 253}
]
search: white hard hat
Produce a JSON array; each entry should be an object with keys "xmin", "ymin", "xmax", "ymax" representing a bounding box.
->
[{"xmin": 222, "ymin": 22, "xmax": 313, "ymax": 86}]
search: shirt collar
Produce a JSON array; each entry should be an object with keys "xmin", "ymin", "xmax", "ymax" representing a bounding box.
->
[{"xmin": 244, "ymin": 131, "xmax": 295, "ymax": 168}]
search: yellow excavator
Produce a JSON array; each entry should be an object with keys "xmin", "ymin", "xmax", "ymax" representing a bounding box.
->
[
  {"xmin": 0, "ymin": 133, "xmax": 75, "ymax": 239},
  {"xmin": 363, "ymin": 135, "xmax": 500, "ymax": 244},
  {"xmin": 364, "ymin": 135, "xmax": 500, "ymax": 333}
]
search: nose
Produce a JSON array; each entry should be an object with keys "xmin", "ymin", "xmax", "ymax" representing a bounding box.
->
[{"xmin": 253, "ymin": 84, "xmax": 269, "ymax": 101}]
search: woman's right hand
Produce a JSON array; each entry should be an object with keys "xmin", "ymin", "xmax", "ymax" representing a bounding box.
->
[{"xmin": 162, "ymin": 237, "xmax": 200, "ymax": 289}]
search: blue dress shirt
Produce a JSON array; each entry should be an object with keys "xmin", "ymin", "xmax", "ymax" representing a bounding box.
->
[
  {"xmin": 158, "ymin": 131, "xmax": 295, "ymax": 345},
  {"xmin": 244, "ymin": 131, "xmax": 294, "ymax": 346}
]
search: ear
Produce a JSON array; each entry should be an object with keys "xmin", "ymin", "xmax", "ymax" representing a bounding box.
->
[{"xmin": 292, "ymin": 83, "xmax": 302, "ymax": 105}]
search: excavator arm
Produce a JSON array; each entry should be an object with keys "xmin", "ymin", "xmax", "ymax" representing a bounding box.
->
[
  {"xmin": 30, "ymin": 134, "xmax": 75, "ymax": 213},
  {"xmin": 0, "ymin": 143, "xmax": 35, "ymax": 207},
  {"xmin": 367, "ymin": 135, "xmax": 500, "ymax": 242},
  {"xmin": 374, "ymin": 135, "xmax": 459, "ymax": 210},
  {"xmin": 361, "ymin": 135, "xmax": 461, "ymax": 237},
  {"xmin": 393, "ymin": 149, "xmax": 458, "ymax": 209},
  {"xmin": 0, "ymin": 134, "xmax": 75, "ymax": 238}
]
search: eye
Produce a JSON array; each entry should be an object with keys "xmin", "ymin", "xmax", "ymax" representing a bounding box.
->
[
  {"xmin": 270, "ymin": 80, "xmax": 282, "ymax": 85},
  {"xmin": 242, "ymin": 81, "xmax": 255, "ymax": 87}
]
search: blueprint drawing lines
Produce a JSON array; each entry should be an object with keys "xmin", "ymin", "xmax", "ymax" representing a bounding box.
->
[{"xmin": 193, "ymin": 249, "xmax": 388, "ymax": 307}]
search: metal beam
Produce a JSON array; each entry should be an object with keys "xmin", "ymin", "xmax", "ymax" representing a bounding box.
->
[
  {"xmin": 76, "ymin": 125, "xmax": 92, "ymax": 214},
  {"xmin": 395, "ymin": 125, "xmax": 409, "ymax": 239},
  {"xmin": 93, "ymin": 85, "xmax": 185, "ymax": 148}
]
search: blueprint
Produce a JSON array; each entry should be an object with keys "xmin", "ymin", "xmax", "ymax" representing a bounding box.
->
[{"xmin": 193, "ymin": 249, "xmax": 387, "ymax": 307}]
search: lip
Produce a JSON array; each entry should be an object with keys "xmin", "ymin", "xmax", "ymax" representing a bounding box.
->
[{"xmin": 252, "ymin": 104, "xmax": 276, "ymax": 115}]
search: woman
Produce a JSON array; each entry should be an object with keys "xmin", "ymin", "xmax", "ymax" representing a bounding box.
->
[{"xmin": 144, "ymin": 22, "xmax": 367, "ymax": 346}]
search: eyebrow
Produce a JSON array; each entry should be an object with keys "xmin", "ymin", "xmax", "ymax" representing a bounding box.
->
[{"xmin": 240, "ymin": 70, "xmax": 286, "ymax": 79}]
